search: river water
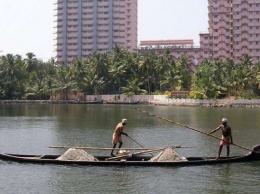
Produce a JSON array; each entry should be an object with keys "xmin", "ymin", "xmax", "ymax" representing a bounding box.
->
[{"xmin": 0, "ymin": 104, "xmax": 259, "ymax": 194}]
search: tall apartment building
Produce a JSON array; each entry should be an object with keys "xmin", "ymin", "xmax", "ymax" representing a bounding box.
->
[
  {"xmin": 55, "ymin": 0, "xmax": 138, "ymax": 63},
  {"xmin": 200, "ymin": 0, "xmax": 260, "ymax": 63}
]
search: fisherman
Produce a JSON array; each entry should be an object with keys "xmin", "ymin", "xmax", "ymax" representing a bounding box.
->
[
  {"xmin": 111, "ymin": 119, "xmax": 128, "ymax": 156},
  {"xmin": 209, "ymin": 118, "xmax": 233, "ymax": 159}
]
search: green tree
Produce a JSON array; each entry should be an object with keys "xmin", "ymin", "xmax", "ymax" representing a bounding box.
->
[
  {"xmin": 138, "ymin": 51, "xmax": 157, "ymax": 94},
  {"xmin": 53, "ymin": 65, "xmax": 75, "ymax": 100},
  {"xmin": 0, "ymin": 54, "xmax": 24, "ymax": 99},
  {"xmin": 191, "ymin": 59, "xmax": 219, "ymax": 98},
  {"xmin": 120, "ymin": 78, "xmax": 147, "ymax": 96}
]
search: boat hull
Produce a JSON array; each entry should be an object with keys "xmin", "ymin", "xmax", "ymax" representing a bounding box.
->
[
  {"xmin": 69, "ymin": 100, "xmax": 103, "ymax": 104},
  {"xmin": 105, "ymin": 101, "xmax": 139, "ymax": 104},
  {"xmin": 0, "ymin": 151, "xmax": 259, "ymax": 166}
]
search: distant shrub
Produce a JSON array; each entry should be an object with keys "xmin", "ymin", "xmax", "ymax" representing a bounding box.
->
[
  {"xmin": 188, "ymin": 91, "xmax": 207, "ymax": 99},
  {"xmin": 24, "ymin": 93, "xmax": 37, "ymax": 100},
  {"xmin": 164, "ymin": 91, "xmax": 172, "ymax": 97}
]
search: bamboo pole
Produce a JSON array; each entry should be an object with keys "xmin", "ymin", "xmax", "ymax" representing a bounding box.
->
[
  {"xmin": 127, "ymin": 135, "xmax": 154, "ymax": 156},
  {"xmin": 49, "ymin": 146, "xmax": 149, "ymax": 150},
  {"xmin": 134, "ymin": 108, "xmax": 255, "ymax": 153},
  {"xmin": 49, "ymin": 145, "xmax": 194, "ymax": 150}
]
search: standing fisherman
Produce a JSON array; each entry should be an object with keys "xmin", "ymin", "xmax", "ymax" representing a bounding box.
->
[
  {"xmin": 209, "ymin": 118, "xmax": 233, "ymax": 159},
  {"xmin": 111, "ymin": 119, "xmax": 128, "ymax": 156}
]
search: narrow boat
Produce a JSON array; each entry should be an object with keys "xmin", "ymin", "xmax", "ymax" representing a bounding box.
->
[
  {"xmin": 0, "ymin": 145, "xmax": 259, "ymax": 166},
  {"xmin": 69, "ymin": 100, "xmax": 103, "ymax": 104},
  {"xmin": 105, "ymin": 101, "xmax": 139, "ymax": 104}
]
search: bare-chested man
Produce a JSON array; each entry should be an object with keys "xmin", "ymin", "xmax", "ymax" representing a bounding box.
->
[{"xmin": 209, "ymin": 118, "xmax": 233, "ymax": 159}]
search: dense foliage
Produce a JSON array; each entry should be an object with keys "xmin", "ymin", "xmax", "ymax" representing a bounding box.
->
[{"xmin": 0, "ymin": 47, "xmax": 259, "ymax": 100}]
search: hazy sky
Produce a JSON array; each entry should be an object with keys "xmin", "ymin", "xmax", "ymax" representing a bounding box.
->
[{"xmin": 0, "ymin": 0, "xmax": 208, "ymax": 61}]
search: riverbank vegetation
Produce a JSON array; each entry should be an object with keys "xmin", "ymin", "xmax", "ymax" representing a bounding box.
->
[{"xmin": 0, "ymin": 46, "xmax": 260, "ymax": 100}]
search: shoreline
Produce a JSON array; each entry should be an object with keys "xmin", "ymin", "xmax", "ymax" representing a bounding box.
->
[{"xmin": 1, "ymin": 99, "xmax": 260, "ymax": 108}]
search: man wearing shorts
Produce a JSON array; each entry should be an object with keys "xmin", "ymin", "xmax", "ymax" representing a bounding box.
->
[{"xmin": 209, "ymin": 118, "xmax": 233, "ymax": 159}]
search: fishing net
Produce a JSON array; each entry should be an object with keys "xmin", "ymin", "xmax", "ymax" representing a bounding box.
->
[
  {"xmin": 117, "ymin": 150, "xmax": 130, "ymax": 156},
  {"xmin": 56, "ymin": 148, "xmax": 98, "ymax": 161},
  {"xmin": 149, "ymin": 147, "xmax": 188, "ymax": 162}
]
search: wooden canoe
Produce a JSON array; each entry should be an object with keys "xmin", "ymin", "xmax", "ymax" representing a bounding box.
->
[
  {"xmin": 105, "ymin": 101, "xmax": 139, "ymax": 104},
  {"xmin": 0, "ymin": 145, "xmax": 259, "ymax": 166},
  {"xmin": 69, "ymin": 100, "xmax": 103, "ymax": 104}
]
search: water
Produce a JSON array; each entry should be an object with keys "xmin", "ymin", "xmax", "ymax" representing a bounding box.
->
[{"xmin": 0, "ymin": 104, "xmax": 260, "ymax": 194}]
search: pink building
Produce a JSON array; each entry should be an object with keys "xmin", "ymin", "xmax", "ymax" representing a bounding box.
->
[
  {"xmin": 137, "ymin": 39, "xmax": 200, "ymax": 67},
  {"xmin": 55, "ymin": 0, "xmax": 137, "ymax": 64},
  {"xmin": 138, "ymin": 0, "xmax": 260, "ymax": 65},
  {"xmin": 200, "ymin": 0, "xmax": 260, "ymax": 63}
]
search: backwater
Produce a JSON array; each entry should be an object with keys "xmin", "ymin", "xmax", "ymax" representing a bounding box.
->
[{"xmin": 0, "ymin": 104, "xmax": 259, "ymax": 194}]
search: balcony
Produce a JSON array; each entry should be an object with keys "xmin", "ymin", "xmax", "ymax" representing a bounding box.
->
[
  {"xmin": 82, "ymin": 44, "xmax": 94, "ymax": 50},
  {"xmin": 241, "ymin": 0, "xmax": 248, "ymax": 4},
  {"xmin": 82, "ymin": 0, "xmax": 94, "ymax": 5},
  {"xmin": 82, "ymin": 21, "xmax": 94, "ymax": 25},
  {"xmin": 67, "ymin": 21, "xmax": 78, "ymax": 25},
  {"xmin": 241, "ymin": 30, "xmax": 249, "ymax": 35},
  {"xmin": 97, "ymin": 20, "xmax": 109, "ymax": 25},
  {"xmin": 82, "ymin": 26, "xmax": 93, "ymax": 31},
  {"xmin": 67, "ymin": 10, "xmax": 78, "ymax": 14}
]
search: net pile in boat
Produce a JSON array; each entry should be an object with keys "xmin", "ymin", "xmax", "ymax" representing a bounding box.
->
[
  {"xmin": 117, "ymin": 150, "xmax": 130, "ymax": 156},
  {"xmin": 149, "ymin": 147, "xmax": 188, "ymax": 162},
  {"xmin": 56, "ymin": 148, "xmax": 98, "ymax": 161}
]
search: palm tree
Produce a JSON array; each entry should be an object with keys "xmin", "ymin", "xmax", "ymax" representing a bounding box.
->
[
  {"xmin": 120, "ymin": 78, "xmax": 147, "ymax": 96},
  {"xmin": 176, "ymin": 54, "xmax": 193, "ymax": 73},
  {"xmin": 123, "ymin": 52, "xmax": 139, "ymax": 79},
  {"xmin": 191, "ymin": 59, "xmax": 219, "ymax": 98},
  {"xmin": 175, "ymin": 55, "xmax": 192, "ymax": 90},
  {"xmin": 83, "ymin": 70, "xmax": 105, "ymax": 95},
  {"xmin": 87, "ymin": 52, "xmax": 110, "ymax": 93},
  {"xmin": 69, "ymin": 58, "xmax": 87, "ymax": 97},
  {"xmin": 229, "ymin": 54, "xmax": 255, "ymax": 96},
  {"xmin": 138, "ymin": 51, "xmax": 157, "ymax": 94},
  {"xmin": 160, "ymin": 65, "xmax": 183, "ymax": 91},
  {"xmin": 88, "ymin": 52, "xmax": 109, "ymax": 78},
  {"xmin": 108, "ymin": 63, "xmax": 127, "ymax": 92},
  {"xmin": 154, "ymin": 50, "xmax": 175, "ymax": 91},
  {"xmin": 43, "ymin": 63, "xmax": 57, "ymax": 100},
  {"xmin": 0, "ymin": 54, "xmax": 23, "ymax": 99},
  {"xmin": 256, "ymin": 68, "xmax": 260, "ymax": 90},
  {"xmin": 53, "ymin": 65, "xmax": 75, "ymax": 100},
  {"xmin": 24, "ymin": 52, "xmax": 37, "ymax": 74}
]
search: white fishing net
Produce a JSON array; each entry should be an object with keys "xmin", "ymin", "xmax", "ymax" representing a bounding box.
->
[
  {"xmin": 56, "ymin": 148, "xmax": 98, "ymax": 161},
  {"xmin": 149, "ymin": 147, "xmax": 188, "ymax": 162}
]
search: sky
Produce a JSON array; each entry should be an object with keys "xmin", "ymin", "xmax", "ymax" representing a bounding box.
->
[{"xmin": 0, "ymin": 0, "xmax": 208, "ymax": 62}]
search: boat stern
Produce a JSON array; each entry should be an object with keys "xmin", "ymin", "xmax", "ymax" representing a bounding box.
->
[
  {"xmin": 253, "ymin": 144, "xmax": 260, "ymax": 152},
  {"xmin": 252, "ymin": 144, "xmax": 260, "ymax": 159}
]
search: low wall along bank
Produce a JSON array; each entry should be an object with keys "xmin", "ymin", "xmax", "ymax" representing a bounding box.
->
[{"xmin": 1, "ymin": 95, "xmax": 260, "ymax": 108}]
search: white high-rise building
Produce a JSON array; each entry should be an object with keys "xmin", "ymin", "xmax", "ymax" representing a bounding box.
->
[{"xmin": 55, "ymin": 0, "xmax": 138, "ymax": 63}]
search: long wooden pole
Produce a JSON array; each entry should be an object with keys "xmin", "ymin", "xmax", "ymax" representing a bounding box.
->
[
  {"xmin": 49, "ymin": 146, "xmax": 151, "ymax": 150},
  {"xmin": 134, "ymin": 108, "xmax": 255, "ymax": 153},
  {"xmin": 126, "ymin": 135, "xmax": 154, "ymax": 156},
  {"xmin": 49, "ymin": 145, "xmax": 194, "ymax": 150},
  {"xmin": 127, "ymin": 135, "xmax": 146, "ymax": 148},
  {"xmin": 49, "ymin": 145, "xmax": 195, "ymax": 150}
]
